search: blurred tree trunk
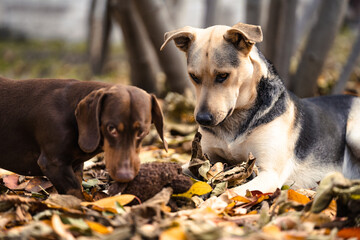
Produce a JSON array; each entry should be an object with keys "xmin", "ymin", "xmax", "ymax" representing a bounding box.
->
[
  {"xmin": 134, "ymin": 0, "xmax": 191, "ymax": 94},
  {"xmin": 274, "ymin": 0, "xmax": 298, "ymax": 88},
  {"xmin": 110, "ymin": 0, "xmax": 158, "ymax": 94},
  {"xmin": 246, "ymin": 0, "xmax": 262, "ymax": 25},
  {"xmin": 165, "ymin": 0, "xmax": 186, "ymax": 28},
  {"xmin": 331, "ymin": 27, "xmax": 360, "ymax": 94},
  {"xmin": 264, "ymin": 0, "xmax": 281, "ymax": 63},
  {"xmin": 204, "ymin": 0, "xmax": 219, "ymax": 28},
  {"xmin": 88, "ymin": 0, "xmax": 111, "ymax": 75},
  {"xmin": 294, "ymin": 0, "xmax": 321, "ymax": 55},
  {"xmin": 293, "ymin": 0, "xmax": 348, "ymax": 98}
]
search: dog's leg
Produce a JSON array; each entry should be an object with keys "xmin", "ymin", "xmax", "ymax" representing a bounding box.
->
[
  {"xmin": 73, "ymin": 163, "xmax": 84, "ymax": 186},
  {"xmin": 344, "ymin": 100, "xmax": 360, "ymax": 179},
  {"xmin": 37, "ymin": 152, "xmax": 83, "ymax": 199}
]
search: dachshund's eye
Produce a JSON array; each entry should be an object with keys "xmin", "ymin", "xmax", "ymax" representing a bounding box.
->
[
  {"xmin": 189, "ymin": 73, "xmax": 201, "ymax": 84},
  {"xmin": 215, "ymin": 73, "xmax": 229, "ymax": 83},
  {"xmin": 107, "ymin": 125, "xmax": 117, "ymax": 136}
]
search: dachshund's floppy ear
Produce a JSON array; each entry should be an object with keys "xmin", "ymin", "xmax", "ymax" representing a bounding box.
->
[
  {"xmin": 160, "ymin": 26, "xmax": 195, "ymax": 52},
  {"xmin": 75, "ymin": 88, "xmax": 106, "ymax": 153},
  {"xmin": 223, "ymin": 22, "xmax": 263, "ymax": 55},
  {"xmin": 151, "ymin": 94, "xmax": 168, "ymax": 152}
]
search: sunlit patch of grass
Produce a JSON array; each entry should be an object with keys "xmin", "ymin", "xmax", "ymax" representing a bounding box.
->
[{"xmin": 0, "ymin": 39, "xmax": 129, "ymax": 84}]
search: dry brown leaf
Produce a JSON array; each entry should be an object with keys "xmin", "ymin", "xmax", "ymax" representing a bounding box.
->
[
  {"xmin": 3, "ymin": 174, "xmax": 19, "ymax": 189},
  {"xmin": 0, "ymin": 212, "xmax": 16, "ymax": 229},
  {"xmin": 44, "ymin": 194, "xmax": 82, "ymax": 213},
  {"xmin": 25, "ymin": 177, "xmax": 53, "ymax": 193},
  {"xmin": 206, "ymin": 162, "xmax": 224, "ymax": 180}
]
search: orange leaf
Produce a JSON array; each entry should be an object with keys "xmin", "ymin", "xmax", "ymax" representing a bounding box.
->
[
  {"xmin": 160, "ymin": 226, "xmax": 187, "ymax": 240},
  {"xmin": 287, "ymin": 189, "xmax": 310, "ymax": 205},
  {"xmin": 337, "ymin": 227, "xmax": 360, "ymax": 239},
  {"xmin": 85, "ymin": 220, "xmax": 113, "ymax": 234},
  {"xmin": 231, "ymin": 195, "xmax": 251, "ymax": 203},
  {"xmin": 225, "ymin": 202, "xmax": 236, "ymax": 212}
]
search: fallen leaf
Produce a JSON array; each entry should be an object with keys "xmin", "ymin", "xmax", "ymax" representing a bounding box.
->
[
  {"xmin": 287, "ymin": 189, "xmax": 311, "ymax": 205},
  {"xmin": 0, "ymin": 212, "xmax": 16, "ymax": 229},
  {"xmin": 207, "ymin": 162, "xmax": 224, "ymax": 180},
  {"xmin": 52, "ymin": 214, "xmax": 75, "ymax": 240},
  {"xmin": 61, "ymin": 216, "xmax": 90, "ymax": 232},
  {"xmin": 25, "ymin": 177, "xmax": 53, "ymax": 193},
  {"xmin": 231, "ymin": 195, "xmax": 251, "ymax": 203},
  {"xmin": 81, "ymin": 194, "xmax": 135, "ymax": 213},
  {"xmin": 262, "ymin": 224, "xmax": 281, "ymax": 235},
  {"xmin": 198, "ymin": 160, "xmax": 211, "ymax": 180},
  {"xmin": 160, "ymin": 226, "xmax": 187, "ymax": 240},
  {"xmin": 85, "ymin": 220, "xmax": 113, "ymax": 234},
  {"xmin": 82, "ymin": 178, "xmax": 100, "ymax": 188},
  {"xmin": 3, "ymin": 174, "xmax": 19, "ymax": 189},
  {"xmin": 210, "ymin": 182, "xmax": 228, "ymax": 197},
  {"xmin": 173, "ymin": 181, "xmax": 212, "ymax": 198},
  {"xmin": 337, "ymin": 227, "xmax": 360, "ymax": 239},
  {"xmin": 44, "ymin": 194, "xmax": 82, "ymax": 213}
]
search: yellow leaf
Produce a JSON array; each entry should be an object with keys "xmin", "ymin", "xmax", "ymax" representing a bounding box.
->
[
  {"xmin": 81, "ymin": 194, "xmax": 135, "ymax": 213},
  {"xmin": 173, "ymin": 181, "xmax": 212, "ymax": 198},
  {"xmin": 85, "ymin": 220, "xmax": 113, "ymax": 234},
  {"xmin": 160, "ymin": 226, "xmax": 187, "ymax": 240},
  {"xmin": 287, "ymin": 189, "xmax": 310, "ymax": 205},
  {"xmin": 225, "ymin": 201, "xmax": 236, "ymax": 213}
]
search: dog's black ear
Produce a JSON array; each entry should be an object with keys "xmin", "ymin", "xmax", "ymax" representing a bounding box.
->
[
  {"xmin": 224, "ymin": 23, "xmax": 263, "ymax": 55},
  {"xmin": 160, "ymin": 26, "xmax": 195, "ymax": 52},
  {"xmin": 150, "ymin": 94, "xmax": 168, "ymax": 152},
  {"xmin": 75, "ymin": 88, "xmax": 106, "ymax": 153}
]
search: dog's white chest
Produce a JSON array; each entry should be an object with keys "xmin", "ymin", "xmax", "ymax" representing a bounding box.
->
[{"xmin": 199, "ymin": 129, "xmax": 252, "ymax": 164}]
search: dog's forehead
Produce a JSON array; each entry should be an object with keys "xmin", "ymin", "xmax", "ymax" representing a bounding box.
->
[
  {"xmin": 102, "ymin": 87, "xmax": 151, "ymax": 127},
  {"xmin": 188, "ymin": 25, "xmax": 240, "ymax": 70}
]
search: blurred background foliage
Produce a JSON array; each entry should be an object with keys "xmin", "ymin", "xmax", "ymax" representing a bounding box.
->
[{"xmin": 0, "ymin": 0, "xmax": 359, "ymax": 97}]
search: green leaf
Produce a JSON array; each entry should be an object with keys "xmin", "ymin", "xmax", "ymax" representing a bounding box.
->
[
  {"xmin": 82, "ymin": 178, "xmax": 100, "ymax": 188},
  {"xmin": 61, "ymin": 216, "xmax": 90, "ymax": 232},
  {"xmin": 210, "ymin": 182, "xmax": 228, "ymax": 197}
]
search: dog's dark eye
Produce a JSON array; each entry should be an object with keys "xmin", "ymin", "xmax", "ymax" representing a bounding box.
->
[
  {"xmin": 215, "ymin": 73, "xmax": 229, "ymax": 83},
  {"xmin": 189, "ymin": 73, "xmax": 201, "ymax": 84},
  {"xmin": 107, "ymin": 125, "xmax": 117, "ymax": 136}
]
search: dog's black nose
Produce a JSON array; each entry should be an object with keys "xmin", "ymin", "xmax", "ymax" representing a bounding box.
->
[{"xmin": 196, "ymin": 112, "xmax": 213, "ymax": 126}]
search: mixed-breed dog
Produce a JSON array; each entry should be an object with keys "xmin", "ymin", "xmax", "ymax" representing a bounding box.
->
[{"xmin": 0, "ymin": 22, "xmax": 359, "ymax": 200}]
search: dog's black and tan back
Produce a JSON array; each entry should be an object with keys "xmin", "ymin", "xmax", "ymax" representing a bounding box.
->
[{"xmin": 162, "ymin": 22, "xmax": 360, "ymax": 195}]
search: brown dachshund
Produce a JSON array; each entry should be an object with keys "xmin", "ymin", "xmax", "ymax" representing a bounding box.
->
[{"xmin": 0, "ymin": 77, "xmax": 167, "ymax": 198}]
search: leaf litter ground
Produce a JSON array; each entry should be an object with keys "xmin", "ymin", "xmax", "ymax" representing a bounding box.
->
[{"xmin": 0, "ymin": 93, "xmax": 359, "ymax": 239}]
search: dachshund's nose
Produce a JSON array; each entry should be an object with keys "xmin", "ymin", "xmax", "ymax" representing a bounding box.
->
[
  {"xmin": 196, "ymin": 112, "xmax": 213, "ymax": 126},
  {"xmin": 113, "ymin": 168, "xmax": 135, "ymax": 182}
]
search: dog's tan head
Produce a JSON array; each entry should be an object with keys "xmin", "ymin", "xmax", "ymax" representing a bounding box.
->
[
  {"xmin": 75, "ymin": 85, "xmax": 167, "ymax": 182},
  {"xmin": 161, "ymin": 23, "xmax": 264, "ymax": 127}
]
